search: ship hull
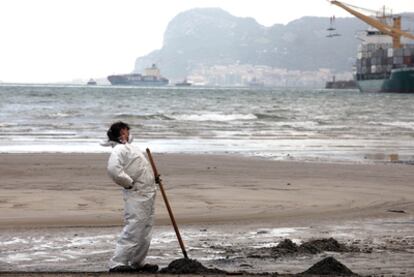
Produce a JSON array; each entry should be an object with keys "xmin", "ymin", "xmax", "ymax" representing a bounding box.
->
[
  {"xmin": 357, "ymin": 68, "xmax": 414, "ymax": 93},
  {"xmin": 108, "ymin": 79, "xmax": 169, "ymax": 86}
]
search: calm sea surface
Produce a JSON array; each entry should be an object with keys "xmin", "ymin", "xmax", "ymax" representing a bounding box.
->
[{"xmin": 1, "ymin": 84, "xmax": 414, "ymax": 162}]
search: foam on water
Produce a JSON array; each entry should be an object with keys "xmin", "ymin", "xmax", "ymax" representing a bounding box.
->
[
  {"xmin": 172, "ymin": 113, "xmax": 257, "ymax": 122},
  {"xmin": 1, "ymin": 138, "xmax": 414, "ymax": 163},
  {"xmin": 6, "ymin": 253, "xmax": 33, "ymax": 262},
  {"xmin": 0, "ymin": 237, "xmax": 28, "ymax": 245}
]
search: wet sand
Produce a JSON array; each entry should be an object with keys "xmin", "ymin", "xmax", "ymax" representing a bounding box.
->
[
  {"xmin": 0, "ymin": 153, "xmax": 414, "ymax": 276},
  {"xmin": 1, "ymin": 153, "xmax": 413, "ymax": 228}
]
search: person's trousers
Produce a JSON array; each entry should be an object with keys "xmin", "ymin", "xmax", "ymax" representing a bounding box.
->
[{"xmin": 109, "ymin": 188, "xmax": 156, "ymax": 269}]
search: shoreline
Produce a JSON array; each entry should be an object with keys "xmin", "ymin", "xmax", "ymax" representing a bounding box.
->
[{"xmin": 2, "ymin": 136, "xmax": 414, "ymax": 165}]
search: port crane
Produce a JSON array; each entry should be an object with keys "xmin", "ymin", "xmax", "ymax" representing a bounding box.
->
[{"xmin": 330, "ymin": 1, "xmax": 414, "ymax": 48}]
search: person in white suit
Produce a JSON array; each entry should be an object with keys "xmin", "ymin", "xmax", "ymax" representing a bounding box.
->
[{"xmin": 102, "ymin": 121, "xmax": 158, "ymax": 273}]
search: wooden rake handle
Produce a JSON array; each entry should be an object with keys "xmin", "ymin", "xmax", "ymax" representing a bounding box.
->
[{"xmin": 146, "ymin": 148, "xmax": 188, "ymax": 259}]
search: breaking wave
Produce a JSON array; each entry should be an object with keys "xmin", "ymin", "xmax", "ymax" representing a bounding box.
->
[
  {"xmin": 115, "ymin": 113, "xmax": 173, "ymax": 120},
  {"xmin": 254, "ymin": 113, "xmax": 286, "ymax": 121},
  {"xmin": 171, "ymin": 113, "xmax": 257, "ymax": 122}
]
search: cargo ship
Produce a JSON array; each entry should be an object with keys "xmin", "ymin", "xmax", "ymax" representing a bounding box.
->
[
  {"xmin": 355, "ymin": 37, "xmax": 414, "ymax": 93},
  {"xmin": 107, "ymin": 64, "xmax": 169, "ymax": 86},
  {"xmin": 330, "ymin": 1, "xmax": 414, "ymax": 93}
]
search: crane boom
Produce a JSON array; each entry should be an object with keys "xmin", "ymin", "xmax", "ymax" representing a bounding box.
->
[{"xmin": 330, "ymin": 0, "xmax": 414, "ymax": 48}]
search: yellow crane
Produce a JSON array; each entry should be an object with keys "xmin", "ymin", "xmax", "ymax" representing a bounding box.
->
[{"xmin": 330, "ymin": 1, "xmax": 414, "ymax": 48}]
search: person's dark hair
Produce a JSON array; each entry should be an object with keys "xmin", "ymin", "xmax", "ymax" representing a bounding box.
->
[{"xmin": 107, "ymin": 121, "xmax": 130, "ymax": 143}]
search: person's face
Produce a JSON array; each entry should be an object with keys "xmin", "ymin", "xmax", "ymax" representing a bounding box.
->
[{"xmin": 119, "ymin": 128, "xmax": 129, "ymax": 144}]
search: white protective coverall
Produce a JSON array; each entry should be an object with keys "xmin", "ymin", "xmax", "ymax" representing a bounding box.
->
[{"xmin": 104, "ymin": 139, "xmax": 156, "ymax": 269}]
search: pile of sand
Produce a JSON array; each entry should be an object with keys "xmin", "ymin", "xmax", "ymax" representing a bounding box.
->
[
  {"xmin": 160, "ymin": 258, "xmax": 227, "ymax": 274},
  {"xmin": 300, "ymin": 237, "xmax": 350, "ymax": 252},
  {"xmin": 271, "ymin": 238, "xmax": 352, "ymax": 258},
  {"xmin": 160, "ymin": 256, "xmax": 355, "ymax": 276},
  {"xmin": 271, "ymin": 239, "xmax": 299, "ymax": 256},
  {"xmin": 302, "ymin": 257, "xmax": 355, "ymax": 276}
]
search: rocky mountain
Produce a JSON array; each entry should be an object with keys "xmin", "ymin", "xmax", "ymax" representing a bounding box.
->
[{"xmin": 134, "ymin": 8, "xmax": 411, "ymax": 79}]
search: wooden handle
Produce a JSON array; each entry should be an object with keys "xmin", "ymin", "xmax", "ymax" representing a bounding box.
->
[{"xmin": 146, "ymin": 148, "xmax": 188, "ymax": 259}]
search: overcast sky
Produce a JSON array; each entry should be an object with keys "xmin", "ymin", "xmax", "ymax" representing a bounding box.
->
[{"xmin": 0, "ymin": 0, "xmax": 413, "ymax": 83}]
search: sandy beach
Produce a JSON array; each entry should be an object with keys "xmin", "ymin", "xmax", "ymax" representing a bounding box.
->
[{"xmin": 1, "ymin": 153, "xmax": 414, "ymax": 276}]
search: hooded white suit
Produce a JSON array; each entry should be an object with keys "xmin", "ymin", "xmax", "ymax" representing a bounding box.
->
[{"xmin": 104, "ymin": 139, "xmax": 156, "ymax": 269}]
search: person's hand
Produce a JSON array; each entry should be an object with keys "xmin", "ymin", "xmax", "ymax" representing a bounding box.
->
[{"xmin": 125, "ymin": 184, "xmax": 138, "ymax": 191}]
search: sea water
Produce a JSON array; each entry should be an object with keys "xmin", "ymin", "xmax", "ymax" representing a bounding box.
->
[{"xmin": 1, "ymin": 84, "xmax": 414, "ymax": 162}]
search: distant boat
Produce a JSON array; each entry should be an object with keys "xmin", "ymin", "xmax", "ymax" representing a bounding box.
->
[
  {"xmin": 247, "ymin": 77, "xmax": 264, "ymax": 88},
  {"xmin": 87, "ymin": 78, "xmax": 97, "ymax": 85},
  {"xmin": 107, "ymin": 64, "xmax": 169, "ymax": 86},
  {"xmin": 325, "ymin": 76, "xmax": 357, "ymax": 89},
  {"xmin": 175, "ymin": 79, "xmax": 192, "ymax": 87}
]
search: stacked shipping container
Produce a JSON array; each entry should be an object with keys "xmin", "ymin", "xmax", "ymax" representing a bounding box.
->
[{"xmin": 355, "ymin": 43, "xmax": 414, "ymax": 80}]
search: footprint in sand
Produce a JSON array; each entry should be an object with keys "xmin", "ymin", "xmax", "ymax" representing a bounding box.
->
[
  {"xmin": 77, "ymin": 203, "xmax": 89, "ymax": 209},
  {"xmin": 12, "ymin": 203, "xmax": 27, "ymax": 208}
]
